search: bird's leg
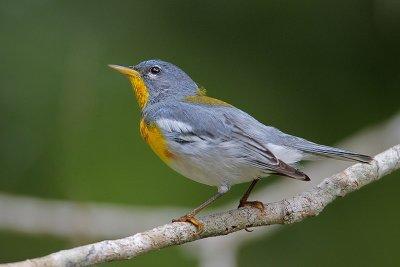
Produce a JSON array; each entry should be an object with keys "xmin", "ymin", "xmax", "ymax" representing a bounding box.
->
[
  {"xmin": 172, "ymin": 186, "xmax": 229, "ymax": 233},
  {"xmin": 238, "ymin": 178, "xmax": 264, "ymax": 232},
  {"xmin": 238, "ymin": 178, "xmax": 264, "ymax": 211}
]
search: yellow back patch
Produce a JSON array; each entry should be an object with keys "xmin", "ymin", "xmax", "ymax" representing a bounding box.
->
[
  {"xmin": 197, "ymin": 86, "xmax": 207, "ymax": 96},
  {"xmin": 128, "ymin": 75, "xmax": 149, "ymax": 109},
  {"xmin": 184, "ymin": 95, "xmax": 232, "ymax": 107},
  {"xmin": 140, "ymin": 119, "xmax": 174, "ymax": 162}
]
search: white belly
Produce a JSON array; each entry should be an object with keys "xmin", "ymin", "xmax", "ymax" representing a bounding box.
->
[{"xmin": 167, "ymin": 140, "xmax": 264, "ymax": 187}]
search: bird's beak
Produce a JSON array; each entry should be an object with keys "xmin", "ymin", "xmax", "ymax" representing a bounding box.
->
[{"xmin": 108, "ymin": 64, "xmax": 140, "ymax": 77}]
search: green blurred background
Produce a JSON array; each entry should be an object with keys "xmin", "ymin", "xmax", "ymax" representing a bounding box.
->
[{"xmin": 1, "ymin": 0, "xmax": 399, "ymax": 266}]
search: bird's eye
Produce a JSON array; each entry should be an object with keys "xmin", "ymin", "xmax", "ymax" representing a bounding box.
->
[{"xmin": 149, "ymin": 66, "xmax": 161, "ymax": 74}]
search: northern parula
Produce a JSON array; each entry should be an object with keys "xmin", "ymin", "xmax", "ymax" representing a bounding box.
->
[{"xmin": 109, "ymin": 59, "xmax": 371, "ymax": 230}]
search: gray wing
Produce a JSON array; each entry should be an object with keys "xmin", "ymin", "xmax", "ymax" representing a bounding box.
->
[
  {"xmin": 219, "ymin": 104, "xmax": 371, "ymax": 164},
  {"xmin": 144, "ymin": 101, "xmax": 310, "ymax": 181},
  {"xmin": 260, "ymin": 124, "xmax": 372, "ymax": 163},
  {"xmin": 227, "ymin": 121, "xmax": 310, "ymax": 180}
]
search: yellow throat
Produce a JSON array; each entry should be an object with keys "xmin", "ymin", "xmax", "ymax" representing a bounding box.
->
[
  {"xmin": 108, "ymin": 64, "xmax": 149, "ymax": 109},
  {"xmin": 109, "ymin": 64, "xmax": 174, "ymax": 163}
]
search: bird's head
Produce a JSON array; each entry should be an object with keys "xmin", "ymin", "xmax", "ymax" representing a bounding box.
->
[{"xmin": 109, "ymin": 59, "xmax": 198, "ymax": 109}]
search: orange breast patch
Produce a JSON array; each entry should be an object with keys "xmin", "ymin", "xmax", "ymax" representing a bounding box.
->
[{"xmin": 139, "ymin": 119, "xmax": 174, "ymax": 162}]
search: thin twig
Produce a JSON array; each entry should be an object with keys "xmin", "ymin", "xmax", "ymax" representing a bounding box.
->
[{"xmin": 2, "ymin": 144, "xmax": 399, "ymax": 267}]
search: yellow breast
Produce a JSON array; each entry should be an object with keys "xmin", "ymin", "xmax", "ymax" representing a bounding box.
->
[{"xmin": 139, "ymin": 119, "xmax": 174, "ymax": 162}]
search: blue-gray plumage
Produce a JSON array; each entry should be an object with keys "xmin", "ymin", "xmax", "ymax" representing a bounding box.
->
[{"xmin": 109, "ymin": 59, "xmax": 372, "ymax": 230}]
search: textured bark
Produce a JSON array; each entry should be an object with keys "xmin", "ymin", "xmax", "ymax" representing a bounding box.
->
[{"xmin": 2, "ymin": 145, "xmax": 399, "ymax": 267}]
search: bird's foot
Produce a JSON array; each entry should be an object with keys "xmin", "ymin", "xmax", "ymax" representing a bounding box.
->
[
  {"xmin": 238, "ymin": 200, "xmax": 265, "ymax": 211},
  {"xmin": 172, "ymin": 214, "xmax": 204, "ymax": 233},
  {"xmin": 238, "ymin": 201, "xmax": 265, "ymax": 232}
]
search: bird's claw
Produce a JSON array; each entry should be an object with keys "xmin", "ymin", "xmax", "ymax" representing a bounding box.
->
[
  {"xmin": 238, "ymin": 200, "xmax": 265, "ymax": 211},
  {"xmin": 172, "ymin": 215, "xmax": 204, "ymax": 233},
  {"xmin": 238, "ymin": 200, "xmax": 265, "ymax": 232}
]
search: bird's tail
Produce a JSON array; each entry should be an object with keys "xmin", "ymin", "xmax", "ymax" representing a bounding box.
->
[{"xmin": 294, "ymin": 142, "xmax": 372, "ymax": 163}]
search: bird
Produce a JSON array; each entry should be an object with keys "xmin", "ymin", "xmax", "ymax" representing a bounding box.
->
[{"xmin": 109, "ymin": 59, "xmax": 371, "ymax": 231}]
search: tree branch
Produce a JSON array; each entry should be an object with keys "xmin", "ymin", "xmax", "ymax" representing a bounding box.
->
[
  {"xmin": 3, "ymin": 145, "xmax": 399, "ymax": 267},
  {"xmin": 189, "ymin": 112, "xmax": 400, "ymax": 267}
]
